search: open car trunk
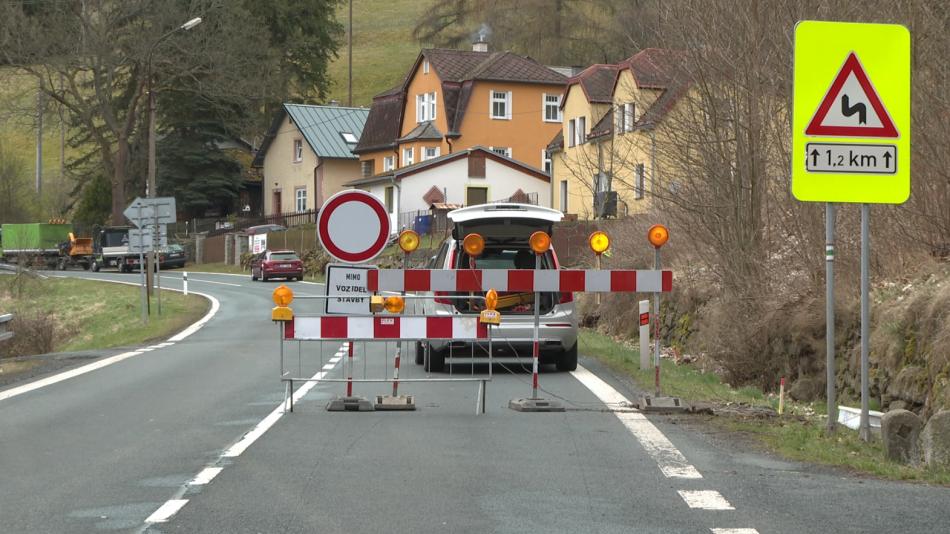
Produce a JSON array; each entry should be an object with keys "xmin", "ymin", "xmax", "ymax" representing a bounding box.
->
[{"xmin": 451, "ymin": 247, "xmax": 558, "ymax": 316}]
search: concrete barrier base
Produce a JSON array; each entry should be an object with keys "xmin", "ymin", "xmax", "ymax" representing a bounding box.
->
[
  {"xmin": 326, "ymin": 396, "xmax": 375, "ymax": 412},
  {"xmin": 375, "ymin": 395, "xmax": 416, "ymax": 411},
  {"xmin": 638, "ymin": 396, "xmax": 688, "ymax": 413},
  {"xmin": 508, "ymin": 398, "xmax": 565, "ymax": 412}
]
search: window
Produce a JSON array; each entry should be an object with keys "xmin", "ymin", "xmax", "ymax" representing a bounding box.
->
[
  {"xmin": 624, "ymin": 103, "xmax": 636, "ymax": 132},
  {"xmin": 490, "ymin": 90, "xmax": 511, "ymax": 120},
  {"xmin": 576, "ymin": 116, "xmax": 586, "ymax": 145},
  {"xmin": 423, "ymin": 146, "xmax": 440, "ymax": 161},
  {"xmin": 340, "ymin": 131, "xmax": 358, "ymax": 144},
  {"xmin": 423, "ymin": 59, "xmax": 429, "ymax": 74},
  {"xmin": 468, "ymin": 153, "xmax": 486, "ymax": 178},
  {"xmin": 416, "ymin": 92, "xmax": 438, "ymax": 122},
  {"xmin": 384, "ymin": 186, "xmax": 394, "ymax": 214},
  {"xmin": 466, "ymin": 186, "xmax": 488, "ymax": 206},
  {"xmin": 361, "ymin": 160, "xmax": 374, "ymax": 178},
  {"xmin": 635, "ymin": 163, "xmax": 645, "ymax": 199},
  {"xmin": 295, "ymin": 187, "xmax": 307, "ymax": 212},
  {"xmin": 292, "ymin": 139, "xmax": 303, "ymax": 162},
  {"xmin": 402, "ymin": 147, "xmax": 414, "ymax": 167},
  {"xmin": 559, "ymin": 181, "xmax": 568, "ymax": 212},
  {"xmin": 383, "ymin": 156, "xmax": 395, "ymax": 172},
  {"xmin": 544, "ymin": 94, "xmax": 562, "ymax": 122},
  {"xmin": 567, "ymin": 119, "xmax": 576, "ymax": 148},
  {"xmin": 490, "ymin": 146, "xmax": 511, "ymax": 158},
  {"xmin": 542, "ymin": 150, "xmax": 552, "ymax": 174}
]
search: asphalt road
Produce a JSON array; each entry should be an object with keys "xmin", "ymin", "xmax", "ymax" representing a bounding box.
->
[{"xmin": 1, "ymin": 269, "xmax": 948, "ymax": 533}]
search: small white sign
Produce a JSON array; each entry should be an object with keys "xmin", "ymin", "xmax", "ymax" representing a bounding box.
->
[
  {"xmin": 124, "ymin": 196, "xmax": 177, "ymax": 227},
  {"xmin": 806, "ymin": 143, "xmax": 896, "ymax": 174},
  {"xmin": 251, "ymin": 234, "xmax": 267, "ymax": 254},
  {"xmin": 325, "ymin": 264, "xmax": 374, "ymax": 315},
  {"xmin": 129, "ymin": 226, "xmax": 168, "ymax": 252}
]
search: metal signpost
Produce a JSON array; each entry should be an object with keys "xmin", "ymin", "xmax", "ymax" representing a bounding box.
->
[
  {"xmin": 124, "ymin": 196, "xmax": 177, "ymax": 322},
  {"xmin": 793, "ymin": 21, "xmax": 910, "ymax": 440}
]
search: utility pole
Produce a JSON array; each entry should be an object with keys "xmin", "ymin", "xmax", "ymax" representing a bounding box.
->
[
  {"xmin": 348, "ymin": 0, "xmax": 353, "ymax": 107},
  {"xmin": 36, "ymin": 88, "xmax": 43, "ymax": 194}
]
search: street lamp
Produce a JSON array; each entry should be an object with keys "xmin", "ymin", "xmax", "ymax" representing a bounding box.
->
[{"xmin": 146, "ymin": 16, "xmax": 202, "ymax": 198}]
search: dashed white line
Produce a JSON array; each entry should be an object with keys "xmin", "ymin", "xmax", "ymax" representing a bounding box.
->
[
  {"xmin": 571, "ymin": 365, "xmax": 702, "ymax": 479},
  {"xmin": 189, "ymin": 467, "xmax": 224, "ymax": 486},
  {"xmin": 145, "ymin": 499, "xmax": 189, "ymax": 523},
  {"xmin": 678, "ymin": 490, "xmax": 735, "ymax": 510},
  {"xmin": 711, "ymin": 529, "xmax": 759, "ymax": 534}
]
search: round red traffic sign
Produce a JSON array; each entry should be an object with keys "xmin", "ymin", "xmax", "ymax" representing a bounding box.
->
[{"xmin": 317, "ymin": 190, "xmax": 391, "ymax": 263}]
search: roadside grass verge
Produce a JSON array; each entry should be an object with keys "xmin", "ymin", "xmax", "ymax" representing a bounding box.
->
[
  {"xmin": 578, "ymin": 329, "xmax": 950, "ymax": 485},
  {"xmin": 0, "ymin": 276, "xmax": 208, "ymax": 355}
]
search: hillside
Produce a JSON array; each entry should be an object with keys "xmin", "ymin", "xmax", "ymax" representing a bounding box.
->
[{"xmin": 324, "ymin": 0, "xmax": 428, "ymax": 107}]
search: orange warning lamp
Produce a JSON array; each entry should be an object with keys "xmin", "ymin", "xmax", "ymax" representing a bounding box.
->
[
  {"xmin": 588, "ymin": 231, "xmax": 610, "ymax": 255},
  {"xmin": 271, "ymin": 285, "xmax": 294, "ymax": 321},
  {"xmin": 383, "ymin": 296, "xmax": 405, "ymax": 313},
  {"xmin": 398, "ymin": 230, "xmax": 420, "ymax": 253},
  {"xmin": 272, "ymin": 285, "xmax": 294, "ymax": 307},
  {"xmin": 485, "ymin": 289, "xmax": 498, "ymax": 311},
  {"xmin": 647, "ymin": 224, "xmax": 669, "ymax": 249},
  {"xmin": 462, "ymin": 233, "xmax": 485, "ymax": 257},
  {"xmin": 529, "ymin": 231, "xmax": 551, "ymax": 254}
]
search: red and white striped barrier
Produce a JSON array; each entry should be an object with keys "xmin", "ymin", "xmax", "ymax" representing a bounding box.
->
[
  {"xmin": 367, "ymin": 269, "xmax": 672, "ymax": 293},
  {"xmin": 284, "ymin": 315, "xmax": 488, "ymax": 341}
]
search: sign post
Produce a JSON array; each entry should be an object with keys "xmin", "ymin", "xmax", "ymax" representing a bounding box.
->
[
  {"xmin": 793, "ymin": 21, "xmax": 910, "ymax": 440},
  {"xmin": 124, "ymin": 196, "xmax": 176, "ymax": 321}
]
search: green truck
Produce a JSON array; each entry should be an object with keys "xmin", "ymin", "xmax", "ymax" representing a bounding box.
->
[{"xmin": 0, "ymin": 223, "xmax": 74, "ymax": 269}]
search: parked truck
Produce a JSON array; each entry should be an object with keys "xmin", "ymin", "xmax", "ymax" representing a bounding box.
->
[{"xmin": 90, "ymin": 226, "xmax": 139, "ymax": 272}]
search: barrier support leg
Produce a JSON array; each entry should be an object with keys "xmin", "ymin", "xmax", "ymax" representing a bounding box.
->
[
  {"xmin": 375, "ymin": 346, "xmax": 415, "ymax": 411},
  {"xmin": 328, "ymin": 341, "xmax": 374, "ymax": 412}
]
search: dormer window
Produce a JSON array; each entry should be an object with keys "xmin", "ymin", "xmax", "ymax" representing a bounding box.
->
[
  {"xmin": 340, "ymin": 132, "xmax": 358, "ymax": 144},
  {"xmin": 416, "ymin": 92, "xmax": 437, "ymax": 122}
]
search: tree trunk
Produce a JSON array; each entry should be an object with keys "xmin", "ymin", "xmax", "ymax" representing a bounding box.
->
[{"xmin": 111, "ymin": 136, "xmax": 130, "ymax": 224}]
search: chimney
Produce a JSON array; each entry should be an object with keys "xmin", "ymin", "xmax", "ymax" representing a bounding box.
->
[
  {"xmin": 472, "ymin": 36, "xmax": 488, "ymax": 53},
  {"xmin": 329, "ymin": 99, "xmax": 340, "ymax": 107}
]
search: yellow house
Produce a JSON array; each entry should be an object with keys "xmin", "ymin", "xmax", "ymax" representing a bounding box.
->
[
  {"xmin": 253, "ymin": 103, "xmax": 369, "ymax": 217},
  {"xmin": 353, "ymin": 40, "xmax": 567, "ymax": 211},
  {"xmin": 549, "ymin": 49, "xmax": 687, "ymax": 219}
]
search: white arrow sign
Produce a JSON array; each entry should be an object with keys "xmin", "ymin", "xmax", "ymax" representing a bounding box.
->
[{"xmin": 124, "ymin": 197, "xmax": 177, "ymax": 228}]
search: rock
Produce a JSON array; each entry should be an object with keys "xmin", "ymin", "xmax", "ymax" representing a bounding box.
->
[
  {"xmin": 921, "ymin": 410, "xmax": 950, "ymax": 468},
  {"xmin": 888, "ymin": 400, "xmax": 909, "ymax": 412},
  {"xmin": 880, "ymin": 409, "xmax": 922, "ymax": 464},
  {"xmin": 788, "ymin": 376, "xmax": 823, "ymax": 402},
  {"xmin": 888, "ymin": 365, "xmax": 929, "ymax": 406}
]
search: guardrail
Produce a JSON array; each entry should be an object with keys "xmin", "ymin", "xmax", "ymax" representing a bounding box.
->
[{"xmin": 0, "ymin": 313, "xmax": 13, "ymax": 342}]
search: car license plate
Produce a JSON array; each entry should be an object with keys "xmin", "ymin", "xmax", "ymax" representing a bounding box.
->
[{"xmin": 280, "ymin": 263, "xmax": 291, "ymax": 268}]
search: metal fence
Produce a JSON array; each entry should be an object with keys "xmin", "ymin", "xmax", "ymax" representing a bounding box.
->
[
  {"xmin": 397, "ymin": 194, "xmax": 540, "ymax": 235},
  {"xmin": 169, "ymin": 210, "xmax": 319, "ymax": 238},
  {"xmin": 0, "ymin": 313, "xmax": 13, "ymax": 342}
]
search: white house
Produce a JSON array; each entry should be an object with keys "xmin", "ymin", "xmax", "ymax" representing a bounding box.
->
[{"xmin": 343, "ymin": 146, "xmax": 552, "ymax": 230}]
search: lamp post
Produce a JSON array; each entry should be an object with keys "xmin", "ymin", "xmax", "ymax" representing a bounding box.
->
[{"xmin": 143, "ymin": 17, "xmax": 201, "ymax": 305}]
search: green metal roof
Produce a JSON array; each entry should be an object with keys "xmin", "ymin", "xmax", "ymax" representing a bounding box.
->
[{"xmin": 284, "ymin": 104, "xmax": 369, "ymax": 160}]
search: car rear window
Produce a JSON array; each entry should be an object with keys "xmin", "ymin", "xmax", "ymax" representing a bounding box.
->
[{"xmin": 270, "ymin": 252, "xmax": 299, "ymax": 261}]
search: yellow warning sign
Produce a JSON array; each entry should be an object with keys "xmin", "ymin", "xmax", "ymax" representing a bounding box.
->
[{"xmin": 792, "ymin": 21, "xmax": 910, "ymax": 204}]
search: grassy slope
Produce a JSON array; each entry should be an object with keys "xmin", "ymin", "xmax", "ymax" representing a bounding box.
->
[
  {"xmin": 579, "ymin": 329, "xmax": 950, "ymax": 485},
  {"xmin": 324, "ymin": 0, "xmax": 428, "ymax": 107},
  {"xmin": 0, "ymin": 276, "xmax": 208, "ymax": 353}
]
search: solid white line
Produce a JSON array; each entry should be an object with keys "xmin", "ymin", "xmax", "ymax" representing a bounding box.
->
[
  {"xmin": 190, "ymin": 467, "xmax": 224, "ymax": 486},
  {"xmin": 184, "ymin": 278, "xmax": 242, "ymax": 287},
  {"xmin": 711, "ymin": 529, "xmax": 759, "ymax": 534},
  {"xmin": 679, "ymin": 490, "xmax": 734, "ymax": 510},
  {"xmin": 169, "ymin": 291, "xmax": 220, "ymax": 342},
  {"xmin": 144, "ymin": 499, "xmax": 189, "ymax": 523},
  {"xmin": 0, "ymin": 351, "xmax": 142, "ymax": 402},
  {"xmin": 571, "ymin": 365, "xmax": 703, "ymax": 479}
]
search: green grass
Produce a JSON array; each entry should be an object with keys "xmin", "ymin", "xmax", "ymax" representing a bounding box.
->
[
  {"xmin": 325, "ymin": 0, "xmax": 427, "ymax": 106},
  {"xmin": 579, "ymin": 328, "xmax": 950, "ymax": 485},
  {"xmin": 0, "ymin": 275, "xmax": 208, "ymax": 353}
]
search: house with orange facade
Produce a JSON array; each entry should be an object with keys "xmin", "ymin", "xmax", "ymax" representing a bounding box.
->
[{"xmin": 352, "ymin": 40, "xmax": 567, "ymax": 217}]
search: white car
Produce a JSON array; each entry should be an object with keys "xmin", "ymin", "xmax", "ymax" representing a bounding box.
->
[{"xmin": 415, "ymin": 204, "xmax": 578, "ymax": 372}]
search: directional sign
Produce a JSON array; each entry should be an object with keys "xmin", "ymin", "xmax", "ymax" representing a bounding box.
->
[
  {"xmin": 124, "ymin": 197, "xmax": 177, "ymax": 228},
  {"xmin": 317, "ymin": 189, "xmax": 390, "ymax": 264},
  {"xmin": 129, "ymin": 225, "xmax": 168, "ymax": 253},
  {"xmin": 792, "ymin": 21, "xmax": 910, "ymax": 204}
]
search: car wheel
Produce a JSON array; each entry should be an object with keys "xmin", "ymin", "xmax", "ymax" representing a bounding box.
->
[
  {"xmin": 91, "ymin": 260, "xmax": 100, "ymax": 272},
  {"xmin": 262, "ymin": 273, "xmax": 268, "ymax": 282},
  {"xmin": 424, "ymin": 344, "xmax": 445, "ymax": 372},
  {"xmin": 251, "ymin": 270, "xmax": 258, "ymax": 281},
  {"xmin": 555, "ymin": 343, "xmax": 578, "ymax": 372},
  {"xmin": 415, "ymin": 342, "xmax": 426, "ymax": 365}
]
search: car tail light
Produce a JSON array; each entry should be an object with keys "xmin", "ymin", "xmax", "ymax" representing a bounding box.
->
[{"xmin": 559, "ymin": 292, "xmax": 574, "ymax": 304}]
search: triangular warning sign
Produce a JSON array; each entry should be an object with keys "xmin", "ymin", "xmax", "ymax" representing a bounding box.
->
[{"xmin": 805, "ymin": 52, "xmax": 898, "ymax": 138}]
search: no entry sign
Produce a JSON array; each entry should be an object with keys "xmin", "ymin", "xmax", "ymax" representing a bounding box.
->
[{"xmin": 317, "ymin": 190, "xmax": 391, "ymax": 263}]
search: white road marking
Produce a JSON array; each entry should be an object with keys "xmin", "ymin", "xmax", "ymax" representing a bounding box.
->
[
  {"xmin": 183, "ymin": 278, "xmax": 242, "ymax": 287},
  {"xmin": 0, "ymin": 351, "xmax": 142, "ymax": 402},
  {"xmin": 679, "ymin": 490, "xmax": 735, "ymax": 510},
  {"xmin": 297, "ymin": 280, "xmax": 322, "ymax": 285},
  {"xmin": 322, "ymin": 363, "xmax": 336, "ymax": 370},
  {"xmin": 571, "ymin": 365, "xmax": 703, "ymax": 479},
  {"xmin": 189, "ymin": 467, "xmax": 223, "ymax": 486},
  {"xmin": 711, "ymin": 529, "xmax": 760, "ymax": 534},
  {"xmin": 169, "ymin": 291, "xmax": 220, "ymax": 342},
  {"xmin": 144, "ymin": 499, "xmax": 189, "ymax": 523}
]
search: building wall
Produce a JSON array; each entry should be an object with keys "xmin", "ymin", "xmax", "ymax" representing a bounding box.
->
[
  {"xmin": 317, "ymin": 158, "xmax": 362, "ymax": 206},
  {"xmin": 608, "ymin": 69, "xmax": 662, "ymax": 215},
  {"xmin": 401, "ymin": 61, "xmax": 450, "ymax": 138},
  {"xmin": 550, "ymin": 84, "xmax": 611, "ymax": 219}
]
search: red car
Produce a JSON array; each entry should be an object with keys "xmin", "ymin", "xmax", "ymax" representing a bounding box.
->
[{"xmin": 251, "ymin": 250, "xmax": 304, "ymax": 281}]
